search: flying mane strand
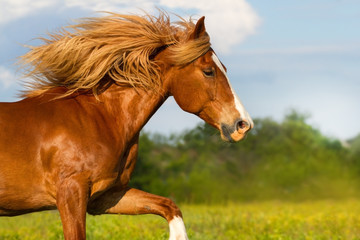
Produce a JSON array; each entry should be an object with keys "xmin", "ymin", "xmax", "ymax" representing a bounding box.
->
[{"xmin": 19, "ymin": 12, "xmax": 211, "ymax": 99}]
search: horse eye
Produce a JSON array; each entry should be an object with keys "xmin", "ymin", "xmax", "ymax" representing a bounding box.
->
[{"xmin": 203, "ymin": 68, "xmax": 215, "ymax": 78}]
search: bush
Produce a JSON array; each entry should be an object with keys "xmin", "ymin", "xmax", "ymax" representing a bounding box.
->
[{"xmin": 130, "ymin": 110, "xmax": 359, "ymax": 203}]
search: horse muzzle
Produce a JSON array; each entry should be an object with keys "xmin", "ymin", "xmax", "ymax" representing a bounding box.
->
[{"xmin": 220, "ymin": 118, "xmax": 253, "ymax": 142}]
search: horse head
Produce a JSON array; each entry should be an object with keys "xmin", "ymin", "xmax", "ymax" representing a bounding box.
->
[{"xmin": 160, "ymin": 17, "xmax": 253, "ymax": 142}]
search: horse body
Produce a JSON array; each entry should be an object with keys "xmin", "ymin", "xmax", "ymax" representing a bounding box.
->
[
  {"xmin": 0, "ymin": 13, "xmax": 253, "ymax": 240},
  {"xmin": 0, "ymin": 85, "xmax": 165, "ymax": 214}
]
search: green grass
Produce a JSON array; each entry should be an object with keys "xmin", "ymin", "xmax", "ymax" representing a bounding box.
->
[{"xmin": 1, "ymin": 200, "xmax": 360, "ymax": 239}]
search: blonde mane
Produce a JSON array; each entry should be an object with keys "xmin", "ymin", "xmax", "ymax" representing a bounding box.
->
[{"xmin": 20, "ymin": 12, "xmax": 211, "ymax": 98}]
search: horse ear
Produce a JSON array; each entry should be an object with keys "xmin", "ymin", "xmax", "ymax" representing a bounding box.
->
[{"xmin": 189, "ymin": 16, "xmax": 206, "ymax": 40}]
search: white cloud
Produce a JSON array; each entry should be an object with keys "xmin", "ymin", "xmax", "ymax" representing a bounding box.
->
[
  {"xmin": 0, "ymin": 66, "xmax": 17, "ymax": 89},
  {"xmin": 1, "ymin": 0, "xmax": 260, "ymax": 53},
  {"xmin": 68, "ymin": 0, "xmax": 262, "ymax": 53},
  {"xmin": 160, "ymin": 0, "xmax": 261, "ymax": 53},
  {"xmin": 64, "ymin": 0, "xmax": 158, "ymax": 13},
  {"xmin": 0, "ymin": 0, "xmax": 54, "ymax": 25}
]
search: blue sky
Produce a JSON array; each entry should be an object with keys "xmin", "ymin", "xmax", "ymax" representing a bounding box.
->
[{"xmin": 1, "ymin": 0, "xmax": 359, "ymax": 140}]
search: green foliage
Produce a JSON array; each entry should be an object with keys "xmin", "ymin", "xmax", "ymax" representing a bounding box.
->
[
  {"xmin": 348, "ymin": 133, "xmax": 360, "ymax": 172},
  {"xmin": 130, "ymin": 110, "xmax": 360, "ymax": 203}
]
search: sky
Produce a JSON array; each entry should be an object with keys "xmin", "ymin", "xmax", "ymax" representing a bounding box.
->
[{"xmin": 1, "ymin": 0, "xmax": 359, "ymax": 140}]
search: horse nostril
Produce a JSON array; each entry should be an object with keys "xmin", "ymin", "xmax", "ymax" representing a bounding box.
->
[{"xmin": 236, "ymin": 120, "xmax": 250, "ymax": 131}]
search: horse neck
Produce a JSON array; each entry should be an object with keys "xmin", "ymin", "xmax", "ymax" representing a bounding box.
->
[{"xmin": 99, "ymin": 84, "xmax": 168, "ymax": 141}]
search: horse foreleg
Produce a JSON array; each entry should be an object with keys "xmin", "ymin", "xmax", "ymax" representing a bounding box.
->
[
  {"xmin": 88, "ymin": 187, "xmax": 189, "ymax": 240},
  {"xmin": 56, "ymin": 175, "xmax": 89, "ymax": 240}
]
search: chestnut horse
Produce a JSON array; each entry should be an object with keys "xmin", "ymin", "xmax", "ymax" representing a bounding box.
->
[{"xmin": 0, "ymin": 13, "xmax": 252, "ymax": 239}]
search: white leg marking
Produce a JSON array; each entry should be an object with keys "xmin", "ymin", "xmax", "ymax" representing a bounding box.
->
[
  {"xmin": 169, "ymin": 216, "xmax": 189, "ymax": 240},
  {"xmin": 211, "ymin": 53, "xmax": 254, "ymax": 126}
]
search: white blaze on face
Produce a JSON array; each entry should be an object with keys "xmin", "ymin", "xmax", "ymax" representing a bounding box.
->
[
  {"xmin": 169, "ymin": 216, "xmax": 189, "ymax": 240},
  {"xmin": 211, "ymin": 53, "xmax": 253, "ymax": 127}
]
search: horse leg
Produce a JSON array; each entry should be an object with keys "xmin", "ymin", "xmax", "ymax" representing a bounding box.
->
[
  {"xmin": 88, "ymin": 186, "xmax": 189, "ymax": 240},
  {"xmin": 56, "ymin": 174, "xmax": 89, "ymax": 240}
]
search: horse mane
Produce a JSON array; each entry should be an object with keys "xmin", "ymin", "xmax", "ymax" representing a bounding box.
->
[{"xmin": 20, "ymin": 12, "xmax": 211, "ymax": 98}]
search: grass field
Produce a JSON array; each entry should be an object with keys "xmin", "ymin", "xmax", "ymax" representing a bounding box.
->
[{"xmin": 0, "ymin": 200, "xmax": 360, "ymax": 239}]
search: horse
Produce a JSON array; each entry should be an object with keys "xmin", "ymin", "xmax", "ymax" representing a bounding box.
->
[{"xmin": 0, "ymin": 12, "xmax": 253, "ymax": 240}]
